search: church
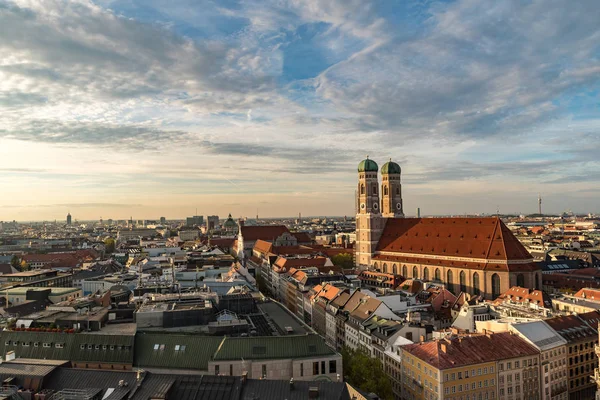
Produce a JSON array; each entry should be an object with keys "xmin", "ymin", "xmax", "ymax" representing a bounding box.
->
[{"xmin": 355, "ymin": 157, "xmax": 541, "ymax": 299}]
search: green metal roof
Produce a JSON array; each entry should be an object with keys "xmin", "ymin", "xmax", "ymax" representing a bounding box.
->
[
  {"xmin": 357, "ymin": 158, "xmax": 378, "ymax": 173},
  {"xmin": 212, "ymin": 334, "xmax": 336, "ymax": 361},
  {"xmin": 0, "ymin": 331, "xmax": 134, "ymax": 365},
  {"xmin": 381, "ymin": 160, "xmax": 401, "ymax": 174},
  {"xmin": 134, "ymin": 332, "xmax": 224, "ymax": 371}
]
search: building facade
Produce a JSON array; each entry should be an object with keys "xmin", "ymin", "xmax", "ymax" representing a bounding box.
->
[{"xmin": 354, "ymin": 157, "xmax": 542, "ymax": 299}]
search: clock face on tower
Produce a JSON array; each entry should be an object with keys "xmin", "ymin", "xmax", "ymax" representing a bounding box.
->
[
  {"xmin": 360, "ymin": 203, "xmax": 366, "ymax": 210},
  {"xmin": 373, "ymin": 203, "xmax": 378, "ymax": 211},
  {"xmin": 396, "ymin": 203, "xmax": 402, "ymax": 210}
]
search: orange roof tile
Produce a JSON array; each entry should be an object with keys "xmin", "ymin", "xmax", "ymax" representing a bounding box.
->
[
  {"xmin": 376, "ymin": 218, "xmax": 533, "ymax": 270},
  {"xmin": 403, "ymin": 332, "xmax": 538, "ymax": 370}
]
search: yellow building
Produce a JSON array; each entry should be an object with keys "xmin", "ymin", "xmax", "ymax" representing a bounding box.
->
[{"xmin": 401, "ymin": 332, "xmax": 540, "ymax": 400}]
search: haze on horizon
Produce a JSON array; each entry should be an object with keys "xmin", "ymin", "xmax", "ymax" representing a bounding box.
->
[{"xmin": 1, "ymin": 0, "xmax": 599, "ymax": 222}]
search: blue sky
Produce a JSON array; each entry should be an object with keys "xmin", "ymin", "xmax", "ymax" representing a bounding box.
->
[{"xmin": 0, "ymin": 0, "xmax": 599, "ymax": 221}]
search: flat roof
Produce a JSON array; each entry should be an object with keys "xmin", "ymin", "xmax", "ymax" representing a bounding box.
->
[
  {"xmin": 5, "ymin": 287, "xmax": 81, "ymax": 295},
  {"xmin": 2, "ymin": 270, "xmax": 54, "ymax": 277},
  {"xmin": 257, "ymin": 301, "xmax": 309, "ymax": 335}
]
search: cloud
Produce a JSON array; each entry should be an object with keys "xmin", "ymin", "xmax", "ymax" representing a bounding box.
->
[{"xmin": 314, "ymin": 0, "xmax": 600, "ymax": 140}]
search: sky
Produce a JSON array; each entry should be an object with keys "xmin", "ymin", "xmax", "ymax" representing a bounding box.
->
[{"xmin": 0, "ymin": 0, "xmax": 599, "ymax": 221}]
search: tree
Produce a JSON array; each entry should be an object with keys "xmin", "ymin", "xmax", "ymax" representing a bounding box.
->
[
  {"xmin": 331, "ymin": 253, "xmax": 354, "ymax": 269},
  {"xmin": 10, "ymin": 256, "xmax": 20, "ymax": 270},
  {"xmin": 104, "ymin": 238, "xmax": 116, "ymax": 254},
  {"xmin": 20, "ymin": 260, "xmax": 30, "ymax": 271},
  {"xmin": 341, "ymin": 347, "xmax": 393, "ymax": 400}
]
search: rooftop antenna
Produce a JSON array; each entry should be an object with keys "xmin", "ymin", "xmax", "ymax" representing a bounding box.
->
[{"xmin": 538, "ymin": 193, "xmax": 542, "ymax": 216}]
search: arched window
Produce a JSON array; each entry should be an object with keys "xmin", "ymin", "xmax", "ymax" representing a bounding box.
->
[
  {"xmin": 459, "ymin": 271, "xmax": 467, "ymax": 293},
  {"xmin": 372, "ymin": 186, "xmax": 377, "ymax": 195},
  {"xmin": 412, "ymin": 266, "xmax": 418, "ymax": 279},
  {"xmin": 402, "ymin": 265, "xmax": 407, "ymax": 277},
  {"xmin": 360, "ymin": 184, "xmax": 365, "ymax": 195},
  {"xmin": 492, "ymin": 273, "xmax": 501, "ymax": 299},
  {"xmin": 516, "ymin": 274, "xmax": 525, "ymax": 288},
  {"xmin": 447, "ymin": 270, "xmax": 454, "ymax": 293},
  {"xmin": 434, "ymin": 268, "xmax": 441, "ymax": 282},
  {"xmin": 396, "ymin": 188, "xmax": 400, "ymax": 195},
  {"xmin": 473, "ymin": 272, "xmax": 480, "ymax": 295},
  {"xmin": 384, "ymin": 186, "xmax": 388, "ymax": 196},
  {"xmin": 382, "ymin": 263, "xmax": 388, "ymax": 273},
  {"xmin": 393, "ymin": 264, "xmax": 398, "ymax": 275},
  {"xmin": 423, "ymin": 267, "xmax": 429, "ymax": 281},
  {"xmin": 373, "ymin": 262, "xmax": 378, "ymax": 270}
]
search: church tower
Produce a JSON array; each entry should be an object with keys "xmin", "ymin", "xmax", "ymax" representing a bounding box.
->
[
  {"xmin": 355, "ymin": 157, "xmax": 385, "ymax": 269},
  {"xmin": 381, "ymin": 159, "xmax": 404, "ymax": 217}
]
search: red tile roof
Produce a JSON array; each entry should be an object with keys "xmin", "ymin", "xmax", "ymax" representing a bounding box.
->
[
  {"xmin": 252, "ymin": 239, "xmax": 273, "ymax": 255},
  {"xmin": 545, "ymin": 311, "xmax": 600, "ymax": 342},
  {"xmin": 376, "ymin": 218, "xmax": 533, "ymax": 271},
  {"xmin": 241, "ymin": 225, "xmax": 290, "ymax": 241},
  {"xmin": 573, "ymin": 288, "xmax": 600, "ymax": 301},
  {"xmin": 292, "ymin": 232, "xmax": 313, "ymax": 243},
  {"xmin": 403, "ymin": 332, "xmax": 538, "ymax": 370},
  {"xmin": 209, "ymin": 238, "xmax": 235, "ymax": 248}
]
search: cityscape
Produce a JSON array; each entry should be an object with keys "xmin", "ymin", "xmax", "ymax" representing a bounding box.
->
[{"xmin": 1, "ymin": 1, "xmax": 600, "ymax": 400}]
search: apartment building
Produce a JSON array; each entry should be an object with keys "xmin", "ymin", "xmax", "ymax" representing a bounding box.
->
[
  {"xmin": 401, "ymin": 332, "xmax": 539, "ymax": 400},
  {"xmin": 545, "ymin": 311, "xmax": 600, "ymax": 400},
  {"xmin": 510, "ymin": 321, "xmax": 568, "ymax": 400}
]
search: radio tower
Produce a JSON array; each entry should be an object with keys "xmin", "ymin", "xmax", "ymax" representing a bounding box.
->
[{"xmin": 538, "ymin": 193, "xmax": 542, "ymax": 216}]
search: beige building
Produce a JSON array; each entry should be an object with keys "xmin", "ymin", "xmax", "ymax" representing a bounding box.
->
[
  {"xmin": 509, "ymin": 321, "xmax": 568, "ymax": 400},
  {"xmin": 401, "ymin": 331, "xmax": 540, "ymax": 400}
]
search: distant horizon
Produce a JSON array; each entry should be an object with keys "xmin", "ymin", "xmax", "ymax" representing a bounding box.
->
[{"xmin": 3, "ymin": 212, "xmax": 597, "ymax": 225}]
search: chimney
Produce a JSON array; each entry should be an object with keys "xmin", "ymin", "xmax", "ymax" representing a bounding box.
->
[
  {"xmin": 241, "ymin": 371, "xmax": 248, "ymax": 384},
  {"xmin": 289, "ymin": 378, "xmax": 294, "ymax": 390},
  {"xmin": 309, "ymin": 387, "xmax": 319, "ymax": 399},
  {"xmin": 419, "ymin": 335, "xmax": 425, "ymax": 343}
]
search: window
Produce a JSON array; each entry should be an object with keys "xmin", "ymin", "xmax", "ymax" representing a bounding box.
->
[
  {"xmin": 4, "ymin": 341, "xmax": 9, "ymax": 346},
  {"xmin": 102, "ymin": 345, "xmax": 107, "ymax": 350},
  {"xmin": 329, "ymin": 360, "xmax": 337, "ymax": 374},
  {"xmin": 262, "ymin": 364, "xmax": 267, "ymax": 378},
  {"xmin": 515, "ymin": 361, "xmax": 519, "ymax": 368},
  {"xmin": 95, "ymin": 345, "xmax": 100, "ymax": 350},
  {"xmin": 55, "ymin": 343, "xmax": 63, "ymax": 349},
  {"xmin": 300, "ymin": 363, "xmax": 304, "ymax": 377},
  {"xmin": 43, "ymin": 343, "xmax": 51, "ymax": 348},
  {"xmin": 34, "ymin": 342, "xmax": 39, "ymax": 348},
  {"xmin": 458, "ymin": 372, "xmax": 462, "ymax": 379},
  {"xmin": 110, "ymin": 345, "xmax": 115, "ymax": 350},
  {"xmin": 215, "ymin": 365, "xmax": 219, "ymax": 375},
  {"xmin": 23, "ymin": 342, "xmax": 30, "ymax": 347},
  {"xmin": 473, "ymin": 272, "xmax": 480, "ymax": 295},
  {"xmin": 478, "ymin": 368, "xmax": 481, "ymax": 376},
  {"xmin": 180, "ymin": 345, "xmax": 186, "ymax": 351},
  {"xmin": 483, "ymin": 367, "xmax": 487, "ymax": 374},
  {"xmin": 321, "ymin": 361, "xmax": 326, "ymax": 375},
  {"xmin": 175, "ymin": 345, "xmax": 180, "ymax": 351},
  {"xmin": 491, "ymin": 273, "xmax": 501, "ymax": 298},
  {"xmin": 230, "ymin": 364, "xmax": 233, "ymax": 376},
  {"xmin": 80, "ymin": 344, "xmax": 86, "ymax": 350},
  {"xmin": 313, "ymin": 362, "xmax": 319, "ymax": 375},
  {"xmin": 159, "ymin": 344, "xmax": 165, "ymax": 351}
]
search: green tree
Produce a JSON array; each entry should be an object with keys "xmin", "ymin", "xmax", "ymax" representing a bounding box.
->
[
  {"xmin": 341, "ymin": 347, "xmax": 393, "ymax": 400},
  {"xmin": 20, "ymin": 260, "xmax": 30, "ymax": 271},
  {"xmin": 104, "ymin": 238, "xmax": 116, "ymax": 254},
  {"xmin": 331, "ymin": 253, "xmax": 354, "ymax": 269},
  {"xmin": 10, "ymin": 256, "xmax": 20, "ymax": 270}
]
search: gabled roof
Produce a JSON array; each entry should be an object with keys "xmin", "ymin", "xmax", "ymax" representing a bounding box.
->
[
  {"xmin": 291, "ymin": 232, "xmax": 313, "ymax": 243},
  {"xmin": 545, "ymin": 311, "xmax": 600, "ymax": 342},
  {"xmin": 350, "ymin": 297, "xmax": 382, "ymax": 322},
  {"xmin": 241, "ymin": 226, "xmax": 290, "ymax": 241},
  {"xmin": 376, "ymin": 218, "xmax": 533, "ymax": 268},
  {"xmin": 252, "ymin": 239, "xmax": 273, "ymax": 255}
]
